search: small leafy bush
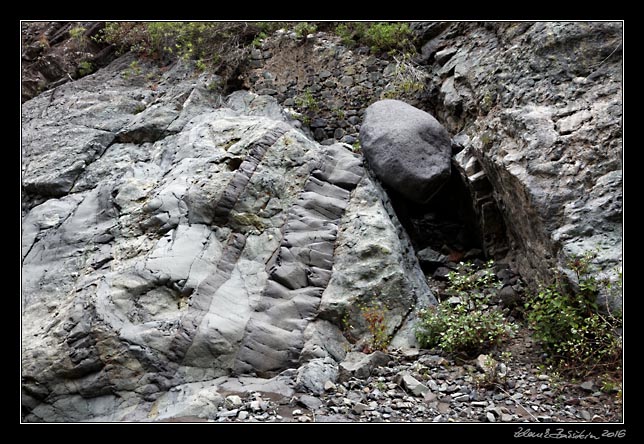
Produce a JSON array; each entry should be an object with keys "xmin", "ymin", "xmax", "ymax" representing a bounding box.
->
[
  {"xmin": 69, "ymin": 26, "xmax": 86, "ymax": 43},
  {"xmin": 447, "ymin": 259, "xmax": 499, "ymax": 292},
  {"xmin": 334, "ymin": 22, "xmax": 364, "ymax": 47},
  {"xmin": 415, "ymin": 260, "xmax": 517, "ymax": 355},
  {"xmin": 416, "ymin": 303, "xmax": 515, "ymax": 355},
  {"xmin": 293, "ymin": 22, "xmax": 317, "ymax": 38},
  {"xmin": 334, "ymin": 22, "xmax": 413, "ymax": 54},
  {"xmin": 341, "ymin": 299, "xmax": 391, "ymax": 353},
  {"xmin": 97, "ymin": 22, "xmax": 265, "ymax": 81},
  {"xmin": 122, "ymin": 60, "xmax": 142, "ymax": 79},
  {"xmin": 77, "ymin": 60, "xmax": 94, "ymax": 77},
  {"xmin": 294, "ymin": 89, "xmax": 319, "ymax": 111},
  {"xmin": 525, "ymin": 252, "xmax": 622, "ymax": 377},
  {"xmin": 364, "ymin": 22, "xmax": 413, "ymax": 54},
  {"xmin": 293, "ymin": 89, "xmax": 319, "ymax": 126},
  {"xmin": 360, "ymin": 302, "xmax": 390, "ymax": 353}
]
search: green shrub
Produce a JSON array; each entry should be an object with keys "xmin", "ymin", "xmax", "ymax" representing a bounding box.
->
[
  {"xmin": 415, "ymin": 260, "xmax": 517, "ymax": 355},
  {"xmin": 293, "ymin": 89, "xmax": 319, "ymax": 126},
  {"xmin": 77, "ymin": 60, "xmax": 94, "ymax": 77},
  {"xmin": 447, "ymin": 259, "xmax": 499, "ymax": 291},
  {"xmin": 364, "ymin": 22, "xmax": 412, "ymax": 53},
  {"xmin": 334, "ymin": 22, "xmax": 413, "ymax": 54},
  {"xmin": 252, "ymin": 32, "xmax": 267, "ymax": 48},
  {"xmin": 340, "ymin": 299, "xmax": 391, "ymax": 352},
  {"xmin": 122, "ymin": 60, "xmax": 142, "ymax": 79},
  {"xmin": 334, "ymin": 22, "xmax": 367, "ymax": 47},
  {"xmin": 97, "ymin": 22, "xmax": 263, "ymax": 77},
  {"xmin": 524, "ymin": 252, "xmax": 622, "ymax": 377},
  {"xmin": 294, "ymin": 89, "xmax": 318, "ymax": 111},
  {"xmin": 293, "ymin": 22, "xmax": 317, "ymax": 38},
  {"xmin": 416, "ymin": 302, "xmax": 516, "ymax": 355},
  {"xmin": 69, "ymin": 26, "xmax": 86, "ymax": 43}
]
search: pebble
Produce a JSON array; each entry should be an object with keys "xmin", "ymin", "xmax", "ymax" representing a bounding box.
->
[
  {"xmin": 218, "ymin": 409, "xmax": 238, "ymax": 418},
  {"xmin": 353, "ymin": 403, "xmax": 369, "ymax": 414},
  {"xmin": 225, "ymin": 395, "xmax": 243, "ymax": 408}
]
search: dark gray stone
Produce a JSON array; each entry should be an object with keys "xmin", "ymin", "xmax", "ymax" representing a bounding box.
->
[
  {"xmin": 417, "ymin": 247, "xmax": 447, "ymax": 268},
  {"xmin": 298, "ymin": 394, "xmax": 323, "ymax": 411},
  {"xmin": 433, "ymin": 266, "xmax": 452, "ymax": 281},
  {"xmin": 496, "ymin": 286, "xmax": 521, "ymax": 307},
  {"xmin": 341, "ymin": 135, "xmax": 357, "ymax": 144},
  {"xmin": 339, "ymin": 75, "xmax": 354, "ymax": 87},
  {"xmin": 314, "ymin": 128, "xmax": 327, "ymax": 141},
  {"xmin": 311, "ymin": 117, "xmax": 327, "ymax": 128},
  {"xmin": 359, "ymin": 99, "xmax": 452, "ymax": 204}
]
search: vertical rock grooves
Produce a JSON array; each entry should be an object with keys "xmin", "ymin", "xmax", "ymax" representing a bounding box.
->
[
  {"xmin": 163, "ymin": 124, "xmax": 292, "ymax": 370},
  {"xmin": 167, "ymin": 232, "xmax": 247, "ymax": 365},
  {"xmin": 234, "ymin": 145, "xmax": 363, "ymax": 377},
  {"xmin": 212, "ymin": 123, "xmax": 290, "ymax": 225}
]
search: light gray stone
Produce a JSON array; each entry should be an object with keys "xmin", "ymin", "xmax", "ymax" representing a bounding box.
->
[
  {"xmin": 395, "ymin": 373, "xmax": 430, "ymax": 397},
  {"xmin": 295, "ymin": 357, "xmax": 339, "ymax": 395},
  {"xmin": 225, "ymin": 395, "xmax": 243, "ymax": 409},
  {"xmin": 338, "ymin": 351, "xmax": 391, "ymax": 381}
]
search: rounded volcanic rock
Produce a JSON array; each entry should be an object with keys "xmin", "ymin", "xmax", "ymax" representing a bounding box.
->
[{"xmin": 359, "ymin": 99, "xmax": 452, "ymax": 204}]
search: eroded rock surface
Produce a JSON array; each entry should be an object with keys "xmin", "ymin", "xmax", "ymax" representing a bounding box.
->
[
  {"xmin": 21, "ymin": 54, "xmax": 431, "ymax": 421},
  {"xmin": 419, "ymin": 22, "xmax": 623, "ymax": 304}
]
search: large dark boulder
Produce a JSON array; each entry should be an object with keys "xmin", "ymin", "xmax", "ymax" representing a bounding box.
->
[{"xmin": 359, "ymin": 99, "xmax": 452, "ymax": 204}]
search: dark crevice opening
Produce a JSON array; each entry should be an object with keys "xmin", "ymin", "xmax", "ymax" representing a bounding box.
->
[{"xmin": 386, "ymin": 165, "xmax": 491, "ymax": 269}]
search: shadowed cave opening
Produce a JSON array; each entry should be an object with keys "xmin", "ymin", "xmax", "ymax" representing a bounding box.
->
[{"xmin": 385, "ymin": 164, "xmax": 507, "ymax": 272}]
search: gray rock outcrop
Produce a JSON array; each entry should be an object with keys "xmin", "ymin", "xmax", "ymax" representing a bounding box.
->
[
  {"xmin": 242, "ymin": 21, "xmax": 622, "ymax": 308},
  {"xmin": 420, "ymin": 21, "xmax": 623, "ymax": 306},
  {"xmin": 21, "ymin": 20, "xmax": 623, "ymax": 422},
  {"xmin": 21, "ymin": 54, "xmax": 432, "ymax": 422},
  {"xmin": 359, "ymin": 99, "xmax": 452, "ymax": 204}
]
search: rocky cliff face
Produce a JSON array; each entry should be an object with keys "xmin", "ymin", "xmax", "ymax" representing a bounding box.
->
[
  {"xmin": 21, "ymin": 21, "xmax": 622, "ymax": 422},
  {"xmin": 21, "ymin": 52, "xmax": 432, "ymax": 421},
  {"xmin": 418, "ymin": 22, "xmax": 623, "ymax": 305},
  {"xmin": 241, "ymin": 21, "xmax": 623, "ymax": 306}
]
